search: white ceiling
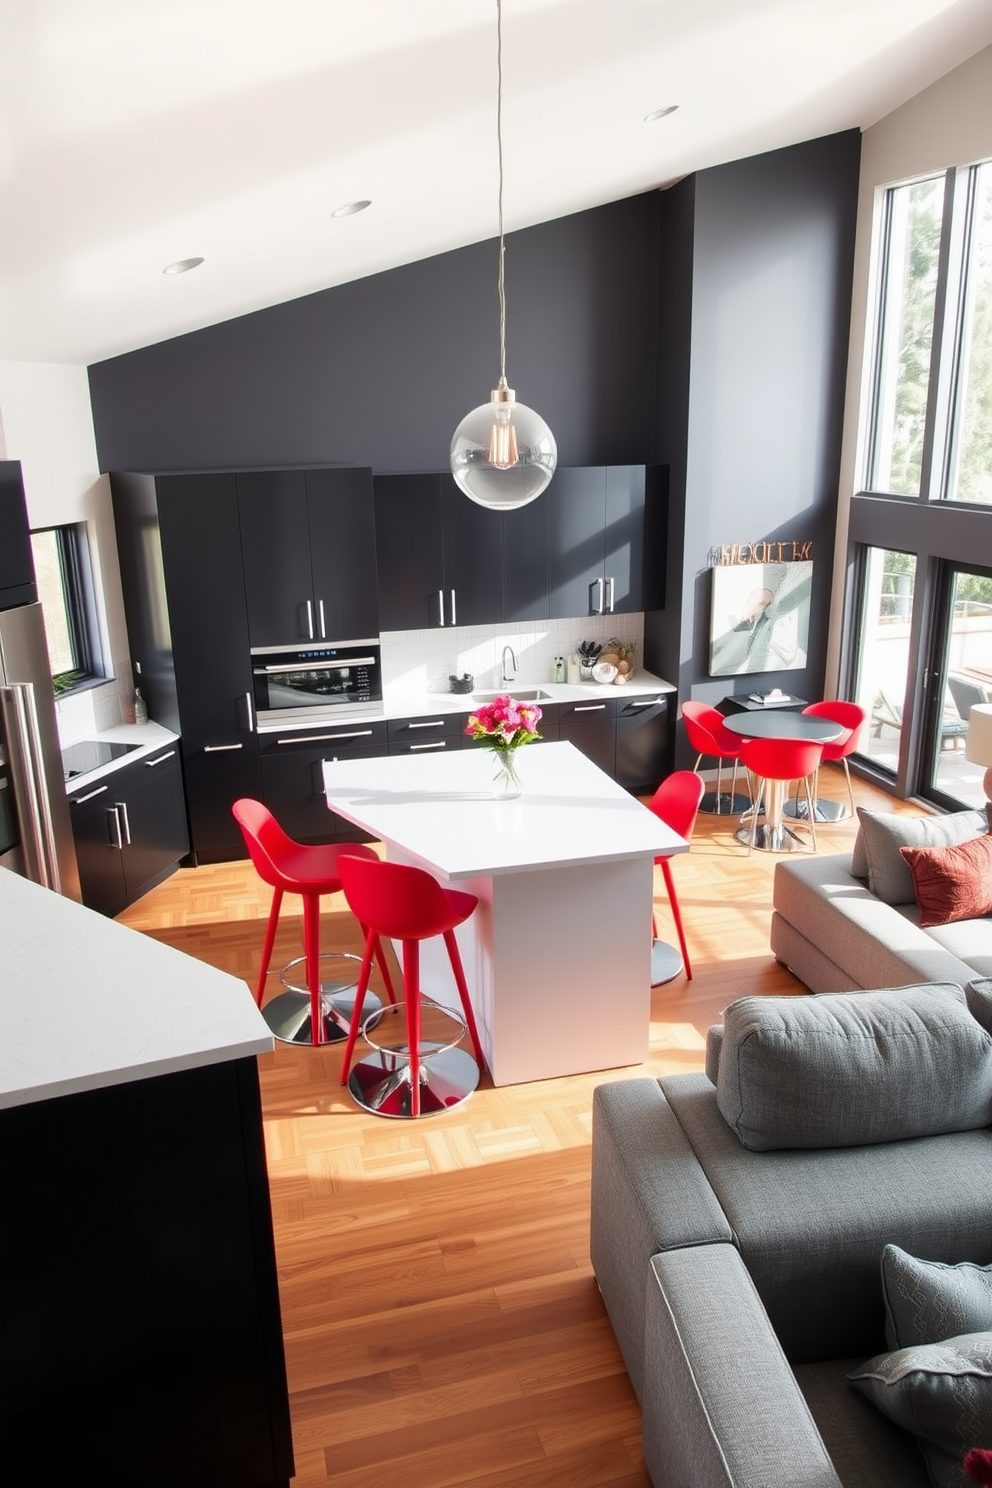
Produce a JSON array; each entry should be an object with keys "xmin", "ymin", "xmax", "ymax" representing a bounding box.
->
[{"xmin": 1, "ymin": 0, "xmax": 990, "ymax": 367}]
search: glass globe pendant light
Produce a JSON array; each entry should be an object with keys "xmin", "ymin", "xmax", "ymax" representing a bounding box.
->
[{"xmin": 450, "ymin": 0, "xmax": 557, "ymax": 511}]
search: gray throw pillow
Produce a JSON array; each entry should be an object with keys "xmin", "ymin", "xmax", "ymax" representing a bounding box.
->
[
  {"xmin": 849, "ymin": 1333, "xmax": 992, "ymax": 1488},
  {"xmin": 854, "ymin": 808, "xmax": 987, "ymax": 905},
  {"xmin": 882, "ymin": 1245, "xmax": 992, "ymax": 1352},
  {"xmin": 715, "ymin": 983, "xmax": 992, "ymax": 1151}
]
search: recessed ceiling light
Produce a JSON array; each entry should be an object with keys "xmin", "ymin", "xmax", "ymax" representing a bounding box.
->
[
  {"xmin": 644, "ymin": 105, "xmax": 679, "ymax": 122},
  {"xmin": 331, "ymin": 200, "xmax": 372, "ymax": 219},
  {"xmin": 162, "ymin": 257, "xmax": 204, "ymax": 275}
]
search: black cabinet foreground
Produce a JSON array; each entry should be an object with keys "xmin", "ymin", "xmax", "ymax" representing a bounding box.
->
[{"xmin": 0, "ymin": 1059, "xmax": 294, "ymax": 1487}]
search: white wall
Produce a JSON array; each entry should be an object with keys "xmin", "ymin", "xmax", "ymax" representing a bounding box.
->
[
  {"xmin": 826, "ymin": 44, "xmax": 992, "ymax": 686},
  {"xmin": 0, "ymin": 360, "xmax": 131, "ymax": 739}
]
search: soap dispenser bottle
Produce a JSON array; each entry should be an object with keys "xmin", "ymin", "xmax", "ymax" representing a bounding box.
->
[{"xmin": 133, "ymin": 687, "xmax": 148, "ymax": 726}]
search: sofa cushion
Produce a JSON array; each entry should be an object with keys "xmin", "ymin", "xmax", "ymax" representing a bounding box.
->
[
  {"xmin": 715, "ymin": 984, "xmax": 992, "ymax": 1151},
  {"xmin": 854, "ymin": 809, "xmax": 987, "ymax": 906},
  {"xmin": 848, "ymin": 1333, "xmax": 992, "ymax": 1488},
  {"xmin": 900, "ymin": 833, "xmax": 992, "ymax": 928},
  {"xmin": 882, "ymin": 1245, "xmax": 992, "ymax": 1351}
]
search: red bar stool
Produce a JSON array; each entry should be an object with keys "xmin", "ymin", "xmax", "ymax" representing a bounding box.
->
[
  {"xmin": 336, "ymin": 854, "xmax": 486, "ymax": 1118},
  {"xmin": 681, "ymin": 701, "xmax": 751, "ymax": 815},
  {"xmin": 646, "ymin": 770, "xmax": 705, "ymax": 984},
  {"xmin": 232, "ymin": 799, "xmax": 394, "ymax": 1046},
  {"xmin": 737, "ymin": 738, "xmax": 823, "ymax": 854}
]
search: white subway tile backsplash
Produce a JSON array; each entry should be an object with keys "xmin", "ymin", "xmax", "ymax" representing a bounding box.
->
[{"xmin": 381, "ymin": 614, "xmax": 644, "ymax": 700}]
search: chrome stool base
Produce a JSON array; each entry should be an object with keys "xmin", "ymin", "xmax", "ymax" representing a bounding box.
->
[
  {"xmin": 348, "ymin": 999, "xmax": 478, "ymax": 1118},
  {"xmin": 735, "ymin": 823, "xmax": 810, "ymax": 852},
  {"xmin": 783, "ymin": 797, "xmax": 850, "ymax": 823},
  {"xmin": 650, "ymin": 939, "xmax": 684, "ymax": 986},
  {"xmin": 701, "ymin": 790, "xmax": 751, "ymax": 816},
  {"xmin": 263, "ymin": 952, "xmax": 382, "ymax": 1046}
]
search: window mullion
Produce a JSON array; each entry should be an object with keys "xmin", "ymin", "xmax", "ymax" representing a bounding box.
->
[{"xmin": 918, "ymin": 168, "xmax": 968, "ymax": 502}]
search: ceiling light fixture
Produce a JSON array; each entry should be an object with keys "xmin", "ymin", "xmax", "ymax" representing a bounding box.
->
[
  {"xmin": 450, "ymin": 0, "xmax": 556, "ymax": 511},
  {"xmin": 331, "ymin": 200, "xmax": 372, "ymax": 219},
  {"xmin": 644, "ymin": 105, "xmax": 679, "ymax": 122},
  {"xmin": 162, "ymin": 257, "xmax": 204, "ymax": 276}
]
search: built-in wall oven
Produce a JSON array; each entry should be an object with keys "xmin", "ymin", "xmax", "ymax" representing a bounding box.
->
[{"xmin": 251, "ymin": 638, "xmax": 383, "ymax": 729}]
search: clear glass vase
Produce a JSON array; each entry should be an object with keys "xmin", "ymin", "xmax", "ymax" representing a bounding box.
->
[{"xmin": 491, "ymin": 746, "xmax": 522, "ymax": 799}]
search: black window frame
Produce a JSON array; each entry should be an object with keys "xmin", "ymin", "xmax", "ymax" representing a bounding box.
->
[{"xmin": 30, "ymin": 522, "xmax": 106, "ymax": 697}]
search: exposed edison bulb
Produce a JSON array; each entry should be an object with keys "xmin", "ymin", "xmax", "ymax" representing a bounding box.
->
[{"xmin": 451, "ymin": 382, "xmax": 557, "ymax": 510}]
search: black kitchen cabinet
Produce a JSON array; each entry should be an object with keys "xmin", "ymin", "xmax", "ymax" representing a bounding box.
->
[
  {"xmin": 238, "ymin": 466, "xmax": 378, "ymax": 645},
  {"xmin": 374, "ymin": 473, "xmax": 503, "ymax": 630},
  {"xmin": 503, "ymin": 495, "xmax": 551, "ymax": 622},
  {"xmin": 0, "ymin": 461, "xmax": 37, "ymax": 610},
  {"xmin": 557, "ymin": 695, "xmax": 616, "ymax": 776},
  {"xmin": 614, "ymin": 691, "xmax": 674, "ymax": 792},
  {"xmin": 2, "ymin": 1057, "xmax": 294, "ymax": 1487},
  {"xmin": 183, "ymin": 740, "xmax": 263, "ymax": 864},
  {"xmin": 259, "ymin": 720, "xmax": 387, "ymax": 844},
  {"xmin": 69, "ymin": 745, "xmax": 190, "ymax": 916},
  {"xmin": 549, "ymin": 465, "xmax": 656, "ymax": 619}
]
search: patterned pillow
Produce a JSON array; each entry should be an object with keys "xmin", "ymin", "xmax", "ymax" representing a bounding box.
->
[
  {"xmin": 881, "ymin": 1246, "xmax": 992, "ymax": 1352},
  {"xmin": 849, "ymin": 1333, "xmax": 992, "ymax": 1488}
]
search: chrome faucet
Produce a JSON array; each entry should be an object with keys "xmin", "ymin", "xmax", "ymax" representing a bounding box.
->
[{"xmin": 501, "ymin": 644, "xmax": 517, "ymax": 685}]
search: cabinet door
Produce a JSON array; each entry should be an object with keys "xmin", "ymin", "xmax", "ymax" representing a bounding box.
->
[
  {"xmin": 117, "ymin": 750, "xmax": 190, "ymax": 900},
  {"xmin": 305, "ymin": 467, "xmax": 379, "ymax": 642},
  {"xmin": 548, "ymin": 467, "xmax": 607, "ymax": 619},
  {"xmin": 388, "ymin": 712, "xmax": 464, "ymax": 756},
  {"xmin": 604, "ymin": 466, "xmax": 646, "ymax": 615},
  {"xmin": 260, "ymin": 722, "xmax": 387, "ymax": 843},
  {"xmin": 238, "ymin": 470, "xmax": 312, "ymax": 645},
  {"xmin": 558, "ymin": 697, "xmax": 616, "ymax": 776},
  {"xmin": 439, "ymin": 475, "xmax": 504, "ymax": 626},
  {"xmin": 614, "ymin": 694, "xmax": 672, "ymax": 792},
  {"xmin": 504, "ymin": 494, "xmax": 550, "ymax": 622},
  {"xmin": 69, "ymin": 786, "xmax": 127, "ymax": 915},
  {"xmin": 182, "ymin": 739, "xmax": 263, "ymax": 865},
  {"xmin": 373, "ymin": 475, "xmax": 446, "ymax": 630},
  {"xmin": 158, "ymin": 474, "xmax": 256, "ymax": 743},
  {"xmin": 0, "ymin": 461, "xmax": 37, "ymax": 609}
]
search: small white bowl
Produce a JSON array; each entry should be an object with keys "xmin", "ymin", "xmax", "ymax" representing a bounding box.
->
[{"xmin": 592, "ymin": 661, "xmax": 618, "ymax": 684}]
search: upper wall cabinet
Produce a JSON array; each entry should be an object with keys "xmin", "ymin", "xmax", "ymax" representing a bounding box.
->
[
  {"xmin": 238, "ymin": 466, "xmax": 379, "ymax": 646},
  {"xmin": 549, "ymin": 465, "xmax": 654, "ymax": 619},
  {"xmin": 0, "ymin": 461, "xmax": 38, "ymax": 610},
  {"xmin": 374, "ymin": 473, "xmax": 507, "ymax": 630}
]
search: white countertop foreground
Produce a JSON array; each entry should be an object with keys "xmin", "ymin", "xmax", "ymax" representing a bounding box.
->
[
  {"xmin": 323, "ymin": 739, "xmax": 685, "ymax": 881},
  {"xmin": 0, "ymin": 867, "xmax": 273, "ymax": 1111}
]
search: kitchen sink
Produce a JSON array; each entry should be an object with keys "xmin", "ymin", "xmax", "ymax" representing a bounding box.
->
[{"xmin": 470, "ymin": 688, "xmax": 552, "ymax": 704}]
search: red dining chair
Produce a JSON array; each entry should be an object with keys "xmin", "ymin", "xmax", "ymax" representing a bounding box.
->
[
  {"xmin": 800, "ymin": 701, "xmax": 866, "ymax": 821},
  {"xmin": 232, "ymin": 799, "xmax": 394, "ymax": 1045},
  {"xmin": 336, "ymin": 854, "xmax": 486, "ymax": 1118},
  {"xmin": 737, "ymin": 738, "xmax": 823, "ymax": 854},
  {"xmin": 681, "ymin": 700, "xmax": 751, "ymax": 815},
  {"xmin": 646, "ymin": 770, "xmax": 705, "ymax": 983}
]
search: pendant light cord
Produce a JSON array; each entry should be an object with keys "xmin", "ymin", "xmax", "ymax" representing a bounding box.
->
[{"xmin": 496, "ymin": 0, "xmax": 507, "ymax": 387}]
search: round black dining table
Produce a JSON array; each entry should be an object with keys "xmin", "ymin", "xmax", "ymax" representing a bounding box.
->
[{"xmin": 720, "ymin": 710, "xmax": 845, "ymax": 850}]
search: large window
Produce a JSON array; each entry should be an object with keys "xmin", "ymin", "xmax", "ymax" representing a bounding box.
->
[
  {"xmin": 925, "ymin": 564, "xmax": 992, "ymax": 809},
  {"xmin": 851, "ymin": 547, "xmax": 918, "ymax": 774},
  {"xmin": 864, "ymin": 159, "xmax": 992, "ymax": 507},
  {"xmin": 30, "ymin": 524, "xmax": 104, "ymax": 695}
]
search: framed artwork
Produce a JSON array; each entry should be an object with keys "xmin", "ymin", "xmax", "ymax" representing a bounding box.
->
[{"xmin": 708, "ymin": 561, "xmax": 813, "ymax": 677}]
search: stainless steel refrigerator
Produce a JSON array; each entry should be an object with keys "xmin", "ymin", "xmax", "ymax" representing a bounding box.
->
[{"xmin": 0, "ymin": 599, "xmax": 81, "ymax": 899}]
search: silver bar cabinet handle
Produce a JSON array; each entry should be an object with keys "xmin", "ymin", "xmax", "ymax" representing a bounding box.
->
[
  {"xmin": 203, "ymin": 743, "xmax": 244, "ymax": 753},
  {"xmin": 244, "ymin": 692, "xmax": 255, "ymax": 732},
  {"xmin": 277, "ymin": 729, "xmax": 374, "ymax": 745},
  {"xmin": 606, "ymin": 576, "xmax": 615, "ymax": 612},
  {"xmin": 318, "ymin": 599, "xmax": 326, "ymax": 638},
  {"xmin": 410, "ymin": 741, "xmax": 446, "ymax": 751},
  {"xmin": 575, "ymin": 703, "xmax": 606, "ymax": 712},
  {"xmin": 408, "ymin": 720, "xmax": 444, "ymax": 729},
  {"xmin": 72, "ymin": 783, "xmax": 110, "ymax": 804},
  {"xmin": 144, "ymin": 750, "xmax": 177, "ymax": 767},
  {"xmin": 437, "ymin": 591, "xmax": 445, "ymax": 626},
  {"xmin": 306, "ymin": 600, "xmax": 314, "ymax": 639},
  {"xmin": 110, "ymin": 805, "xmax": 124, "ymax": 850},
  {"xmin": 115, "ymin": 801, "xmax": 132, "ymax": 845},
  {"xmin": 592, "ymin": 577, "xmax": 604, "ymax": 614},
  {"xmin": 450, "ymin": 589, "xmax": 457, "ymax": 625}
]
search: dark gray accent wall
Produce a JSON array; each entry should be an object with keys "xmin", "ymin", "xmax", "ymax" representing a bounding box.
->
[
  {"xmin": 88, "ymin": 194, "xmax": 662, "ymax": 475},
  {"xmin": 642, "ymin": 130, "xmax": 861, "ymax": 762}
]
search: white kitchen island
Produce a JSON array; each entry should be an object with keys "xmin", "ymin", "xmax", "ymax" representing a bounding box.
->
[{"xmin": 322, "ymin": 740, "xmax": 685, "ymax": 1085}]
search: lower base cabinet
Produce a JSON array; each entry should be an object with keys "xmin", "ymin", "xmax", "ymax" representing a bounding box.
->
[
  {"xmin": 558, "ymin": 697, "xmax": 617, "ymax": 777},
  {"xmin": 259, "ymin": 721, "xmax": 388, "ymax": 844},
  {"xmin": 183, "ymin": 737, "xmax": 263, "ymax": 866},
  {"xmin": 614, "ymin": 692, "xmax": 673, "ymax": 792},
  {"xmin": 70, "ymin": 746, "xmax": 191, "ymax": 914},
  {"xmin": 0, "ymin": 1058, "xmax": 294, "ymax": 1487}
]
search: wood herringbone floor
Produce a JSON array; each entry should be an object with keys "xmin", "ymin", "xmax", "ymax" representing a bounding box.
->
[{"xmin": 117, "ymin": 766, "xmax": 910, "ymax": 1487}]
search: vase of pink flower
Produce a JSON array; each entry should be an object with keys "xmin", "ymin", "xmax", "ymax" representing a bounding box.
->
[{"xmin": 464, "ymin": 694, "xmax": 543, "ymax": 798}]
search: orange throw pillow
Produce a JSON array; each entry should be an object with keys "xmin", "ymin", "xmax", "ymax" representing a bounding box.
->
[{"xmin": 900, "ymin": 833, "xmax": 992, "ymax": 928}]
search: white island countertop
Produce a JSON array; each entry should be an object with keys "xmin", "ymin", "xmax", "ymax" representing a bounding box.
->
[
  {"xmin": 0, "ymin": 867, "xmax": 273, "ymax": 1111},
  {"xmin": 323, "ymin": 739, "xmax": 683, "ymax": 880}
]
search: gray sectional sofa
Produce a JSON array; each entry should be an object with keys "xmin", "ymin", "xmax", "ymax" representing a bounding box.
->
[
  {"xmin": 590, "ymin": 981, "xmax": 992, "ymax": 1488},
  {"xmin": 771, "ymin": 807, "xmax": 992, "ymax": 992}
]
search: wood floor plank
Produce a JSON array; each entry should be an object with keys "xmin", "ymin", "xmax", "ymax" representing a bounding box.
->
[{"xmin": 113, "ymin": 763, "xmax": 908, "ymax": 1487}]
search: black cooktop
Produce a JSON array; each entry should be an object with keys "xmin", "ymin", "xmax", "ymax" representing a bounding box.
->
[{"xmin": 62, "ymin": 740, "xmax": 142, "ymax": 783}]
